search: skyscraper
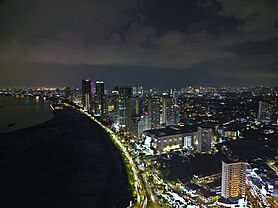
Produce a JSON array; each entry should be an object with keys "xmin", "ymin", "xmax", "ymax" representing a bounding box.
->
[
  {"xmin": 161, "ymin": 95, "xmax": 175, "ymax": 126},
  {"xmin": 258, "ymin": 101, "xmax": 274, "ymax": 122},
  {"xmin": 197, "ymin": 126, "xmax": 212, "ymax": 153},
  {"xmin": 82, "ymin": 79, "xmax": 92, "ymax": 94},
  {"xmin": 94, "ymin": 81, "xmax": 105, "ymax": 117},
  {"xmin": 221, "ymin": 161, "xmax": 247, "ymax": 199},
  {"xmin": 148, "ymin": 97, "xmax": 161, "ymax": 129},
  {"xmin": 132, "ymin": 86, "xmax": 144, "ymax": 96},
  {"xmin": 81, "ymin": 79, "xmax": 93, "ymax": 110},
  {"xmin": 111, "ymin": 90, "xmax": 120, "ymax": 122},
  {"xmin": 64, "ymin": 86, "xmax": 72, "ymax": 101},
  {"xmin": 138, "ymin": 113, "xmax": 151, "ymax": 137},
  {"xmin": 118, "ymin": 87, "xmax": 132, "ymax": 130},
  {"xmin": 128, "ymin": 96, "xmax": 139, "ymax": 116},
  {"xmin": 127, "ymin": 96, "xmax": 140, "ymax": 135}
]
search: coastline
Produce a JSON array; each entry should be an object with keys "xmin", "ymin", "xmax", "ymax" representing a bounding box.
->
[
  {"xmin": 0, "ymin": 96, "xmax": 54, "ymax": 133},
  {"xmin": 0, "ymin": 106, "xmax": 130, "ymax": 207},
  {"xmin": 0, "ymin": 109, "xmax": 56, "ymax": 161},
  {"xmin": 0, "ymin": 110, "xmax": 54, "ymax": 133},
  {"xmin": 0, "ymin": 114, "xmax": 54, "ymax": 134}
]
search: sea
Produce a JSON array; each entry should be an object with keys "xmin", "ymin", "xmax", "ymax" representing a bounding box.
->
[
  {"xmin": 0, "ymin": 95, "xmax": 130, "ymax": 207},
  {"xmin": 0, "ymin": 96, "xmax": 54, "ymax": 133}
]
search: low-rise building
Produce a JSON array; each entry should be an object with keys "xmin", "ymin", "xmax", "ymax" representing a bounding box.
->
[
  {"xmin": 217, "ymin": 197, "xmax": 247, "ymax": 208},
  {"xmin": 145, "ymin": 125, "xmax": 198, "ymax": 154}
]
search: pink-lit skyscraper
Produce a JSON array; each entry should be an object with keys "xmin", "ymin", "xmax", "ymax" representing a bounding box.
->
[{"xmin": 82, "ymin": 79, "xmax": 92, "ymax": 110}]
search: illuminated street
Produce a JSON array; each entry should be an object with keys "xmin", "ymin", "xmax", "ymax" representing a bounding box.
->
[
  {"xmin": 79, "ymin": 108, "xmax": 160, "ymax": 208},
  {"xmin": 1, "ymin": 1, "xmax": 278, "ymax": 207}
]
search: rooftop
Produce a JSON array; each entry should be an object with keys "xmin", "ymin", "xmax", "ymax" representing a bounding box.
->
[{"xmin": 145, "ymin": 125, "xmax": 198, "ymax": 137}]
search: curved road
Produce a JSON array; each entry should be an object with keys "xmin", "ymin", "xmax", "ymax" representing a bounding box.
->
[{"xmin": 81, "ymin": 109, "xmax": 162, "ymax": 208}]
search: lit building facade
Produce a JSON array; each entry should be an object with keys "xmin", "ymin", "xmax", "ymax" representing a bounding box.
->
[
  {"xmin": 138, "ymin": 113, "xmax": 151, "ymax": 136},
  {"xmin": 221, "ymin": 161, "xmax": 247, "ymax": 199},
  {"xmin": 127, "ymin": 96, "xmax": 140, "ymax": 135},
  {"xmin": 118, "ymin": 87, "xmax": 132, "ymax": 130},
  {"xmin": 81, "ymin": 79, "xmax": 93, "ymax": 111},
  {"xmin": 145, "ymin": 125, "xmax": 197, "ymax": 154},
  {"xmin": 197, "ymin": 126, "xmax": 212, "ymax": 153},
  {"xmin": 132, "ymin": 86, "xmax": 143, "ymax": 96},
  {"xmin": 94, "ymin": 81, "xmax": 107, "ymax": 117},
  {"xmin": 148, "ymin": 97, "xmax": 161, "ymax": 129},
  {"xmin": 258, "ymin": 101, "xmax": 274, "ymax": 122},
  {"xmin": 161, "ymin": 95, "xmax": 175, "ymax": 126},
  {"xmin": 110, "ymin": 90, "xmax": 120, "ymax": 122}
]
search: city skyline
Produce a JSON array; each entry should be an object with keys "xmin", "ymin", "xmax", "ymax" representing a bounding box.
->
[
  {"xmin": 0, "ymin": 78, "xmax": 277, "ymax": 207},
  {"xmin": 0, "ymin": 1, "xmax": 277, "ymax": 207},
  {"xmin": 1, "ymin": 0, "xmax": 278, "ymax": 87}
]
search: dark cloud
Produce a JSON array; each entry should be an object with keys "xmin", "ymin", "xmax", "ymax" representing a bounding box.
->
[
  {"xmin": 144, "ymin": 0, "xmax": 241, "ymax": 34},
  {"xmin": 227, "ymin": 38, "xmax": 278, "ymax": 55},
  {"xmin": 0, "ymin": 0, "xmax": 277, "ymax": 87}
]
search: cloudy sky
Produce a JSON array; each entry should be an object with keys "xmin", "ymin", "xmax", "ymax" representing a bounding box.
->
[{"xmin": 0, "ymin": 0, "xmax": 277, "ymax": 88}]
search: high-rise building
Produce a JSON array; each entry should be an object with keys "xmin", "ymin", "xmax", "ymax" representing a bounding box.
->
[
  {"xmin": 118, "ymin": 87, "xmax": 132, "ymax": 130},
  {"xmin": 161, "ymin": 95, "xmax": 175, "ymax": 126},
  {"xmin": 258, "ymin": 101, "xmax": 274, "ymax": 122},
  {"xmin": 119, "ymin": 87, "xmax": 132, "ymax": 98},
  {"xmin": 173, "ymin": 103, "xmax": 180, "ymax": 125},
  {"xmin": 221, "ymin": 161, "xmax": 247, "ymax": 199},
  {"xmin": 126, "ymin": 96, "xmax": 140, "ymax": 134},
  {"xmin": 81, "ymin": 79, "xmax": 93, "ymax": 110},
  {"xmin": 129, "ymin": 96, "xmax": 139, "ymax": 116},
  {"xmin": 148, "ymin": 97, "xmax": 161, "ymax": 129},
  {"xmin": 94, "ymin": 81, "xmax": 105, "ymax": 117},
  {"xmin": 82, "ymin": 79, "xmax": 92, "ymax": 94},
  {"xmin": 132, "ymin": 86, "xmax": 144, "ymax": 96},
  {"xmin": 102, "ymin": 92, "xmax": 108, "ymax": 119},
  {"xmin": 64, "ymin": 87, "xmax": 72, "ymax": 101},
  {"xmin": 138, "ymin": 113, "xmax": 151, "ymax": 137},
  {"xmin": 132, "ymin": 87, "xmax": 137, "ymax": 96},
  {"xmin": 197, "ymin": 126, "xmax": 212, "ymax": 153},
  {"xmin": 137, "ymin": 86, "xmax": 143, "ymax": 95},
  {"xmin": 111, "ymin": 90, "xmax": 120, "ymax": 122}
]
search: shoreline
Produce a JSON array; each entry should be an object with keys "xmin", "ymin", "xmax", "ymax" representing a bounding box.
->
[
  {"xmin": 0, "ymin": 112, "xmax": 54, "ymax": 134},
  {"xmin": 0, "ymin": 96, "xmax": 54, "ymax": 134},
  {"xmin": 0, "ymin": 106, "xmax": 130, "ymax": 207}
]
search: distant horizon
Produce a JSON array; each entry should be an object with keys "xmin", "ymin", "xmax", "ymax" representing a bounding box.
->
[
  {"xmin": 1, "ymin": 82, "xmax": 277, "ymax": 91},
  {"xmin": 1, "ymin": 63, "xmax": 278, "ymax": 89}
]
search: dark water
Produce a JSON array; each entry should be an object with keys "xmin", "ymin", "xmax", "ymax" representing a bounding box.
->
[
  {"xmin": 0, "ymin": 105, "xmax": 130, "ymax": 208},
  {"xmin": 0, "ymin": 96, "xmax": 53, "ymax": 133}
]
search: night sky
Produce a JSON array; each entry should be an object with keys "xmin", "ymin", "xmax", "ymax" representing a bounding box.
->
[{"xmin": 0, "ymin": 0, "xmax": 278, "ymax": 88}]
